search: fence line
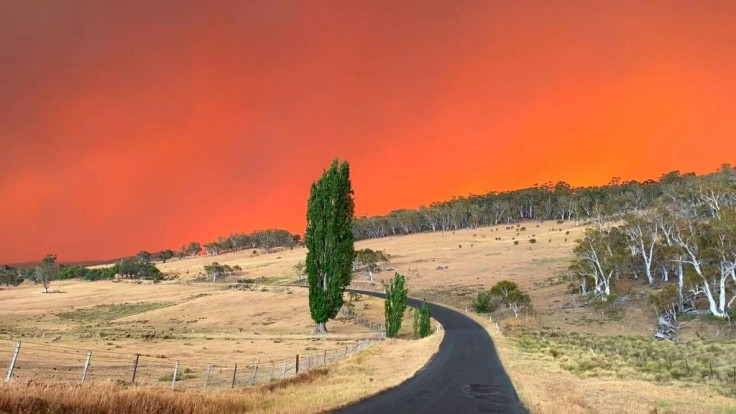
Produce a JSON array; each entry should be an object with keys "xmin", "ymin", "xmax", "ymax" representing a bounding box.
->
[{"xmin": 1, "ymin": 336, "xmax": 381, "ymax": 390}]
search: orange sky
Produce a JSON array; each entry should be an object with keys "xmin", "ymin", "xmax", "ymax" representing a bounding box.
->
[{"xmin": 1, "ymin": 1, "xmax": 734, "ymax": 263}]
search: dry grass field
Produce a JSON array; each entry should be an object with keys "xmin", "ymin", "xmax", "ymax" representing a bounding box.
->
[
  {"xmin": 0, "ymin": 253, "xmax": 442, "ymax": 412},
  {"xmin": 0, "ymin": 331, "xmax": 443, "ymax": 414},
  {"xmin": 5, "ymin": 219, "xmax": 736, "ymax": 412},
  {"xmin": 0, "ymin": 280, "xmax": 382, "ymax": 364}
]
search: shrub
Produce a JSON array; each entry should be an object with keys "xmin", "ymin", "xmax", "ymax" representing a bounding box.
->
[
  {"xmin": 514, "ymin": 241, "xmax": 519, "ymax": 245},
  {"xmin": 472, "ymin": 290, "xmax": 495, "ymax": 313},
  {"xmin": 529, "ymin": 239, "xmax": 537, "ymax": 244}
]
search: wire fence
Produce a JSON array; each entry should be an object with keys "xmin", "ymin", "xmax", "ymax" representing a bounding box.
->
[{"xmin": 1, "ymin": 335, "xmax": 382, "ymax": 390}]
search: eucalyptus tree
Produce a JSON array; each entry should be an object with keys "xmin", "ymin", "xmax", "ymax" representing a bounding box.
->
[
  {"xmin": 623, "ymin": 211, "xmax": 661, "ymax": 285},
  {"xmin": 571, "ymin": 228, "xmax": 628, "ymax": 299},
  {"xmin": 203, "ymin": 262, "xmax": 234, "ymax": 282},
  {"xmin": 185, "ymin": 242, "xmax": 201, "ymax": 257},
  {"xmin": 354, "ymin": 248, "xmax": 389, "ymax": 283},
  {"xmin": 34, "ymin": 254, "xmax": 58, "ymax": 293},
  {"xmin": 136, "ymin": 251, "xmax": 152, "ymax": 264},
  {"xmin": 157, "ymin": 249, "xmax": 175, "ymax": 263}
]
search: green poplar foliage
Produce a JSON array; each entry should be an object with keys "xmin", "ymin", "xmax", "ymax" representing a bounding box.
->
[
  {"xmin": 305, "ymin": 159, "xmax": 355, "ymax": 333},
  {"xmin": 384, "ymin": 273, "xmax": 408, "ymax": 338},
  {"xmin": 418, "ymin": 300, "xmax": 432, "ymax": 338}
]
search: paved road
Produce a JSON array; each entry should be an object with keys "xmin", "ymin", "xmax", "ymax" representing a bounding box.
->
[{"xmin": 337, "ymin": 291, "xmax": 527, "ymax": 414}]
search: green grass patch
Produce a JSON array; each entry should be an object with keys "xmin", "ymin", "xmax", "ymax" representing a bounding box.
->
[
  {"xmin": 512, "ymin": 329, "xmax": 736, "ymax": 397},
  {"xmin": 58, "ymin": 302, "xmax": 175, "ymax": 323}
]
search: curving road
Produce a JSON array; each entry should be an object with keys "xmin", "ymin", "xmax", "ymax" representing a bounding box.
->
[{"xmin": 338, "ymin": 291, "xmax": 527, "ymax": 414}]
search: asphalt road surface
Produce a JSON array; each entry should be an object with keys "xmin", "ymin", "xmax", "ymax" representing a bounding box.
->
[{"xmin": 337, "ymin": 291, "xmax": 527, "ymax": 414}]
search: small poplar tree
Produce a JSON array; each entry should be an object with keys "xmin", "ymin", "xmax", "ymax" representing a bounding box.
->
[
  {"xmin": 306, "ymin": 159, "xmax": 355, "ymax": 333},
  {"xmin": 384, "ymin": 273, "xmax": 408, "ymax": 338},
  {"xmin": 413, "ymin": 307, "xmax": 420, "ymax": 338},
  {"xmin": 418, "ymin": 300, "xmax": 432, "ymax": 338}
]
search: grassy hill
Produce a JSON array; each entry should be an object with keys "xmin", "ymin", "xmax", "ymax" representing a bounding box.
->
[{"xmin": 5, "ymin": 219, "xmax": 736, "ymax": 412}]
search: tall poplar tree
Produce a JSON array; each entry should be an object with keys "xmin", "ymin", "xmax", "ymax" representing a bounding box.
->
[{"xmin": 306, "ymin": 159, "xmax": 355, "ymax": 333}]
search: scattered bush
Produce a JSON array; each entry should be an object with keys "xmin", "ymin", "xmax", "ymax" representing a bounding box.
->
[{"xmin": 472, "ymin": 290, "xmax": 495, "ymax": 313}]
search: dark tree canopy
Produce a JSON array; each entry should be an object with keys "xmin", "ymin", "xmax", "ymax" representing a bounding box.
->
[
  {"xmin": 157, "ymin": 249, "xmax": 175, "ymax": 263},
  {"xmin": 136, "ymin": 251, "xmax": 152, "ymax": 264},
  {"xmin": 0, "ymin": 265, "xmax": 23, "ymax": 286},
  {"xmin": 306, "ymin": 159, "xmax": 355, "ymax": 333}
]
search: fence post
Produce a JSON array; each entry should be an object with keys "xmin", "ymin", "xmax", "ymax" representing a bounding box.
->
[
  {"xmin": 270, "ymin": 362, "xmax": 275, "ymax": 381},
  {"xmin": 81, "ymin": 350, "xmax": 92, "ymax": 384},
  {"xmin": 5, "ymin": 341, "xmax": 21, "ymax": 382},
  {"xmin": 306, "ymin": 355, "xmax": 310, "ymax": 371},
  {"xmin": 251, "ymin": 364, "xmax": 258, "ymax": 385},
  {"xmin": 231, "ymin": 364, "xmax": 238, "ymax": 388},
  {"xmin": 131, "ymin": 354, "xmax": 140, "ymax": 384},
  {"xmin": 295, "ymin": 354, "xmax": 299, "ymax": 374},
  {"xmin": 323, "ymin": 349, "xmax": 327, "ymax": 365},
  {"xmin": 171, "ymin": 362, "xmax": 179, "ymax": 389},
  {"xmin": 282, "ymin": 360, "xmax": 287, "ymax": 378},
  {"xmin": 204, "ymin": 364, "xmax": 212, "ymax": 391}
]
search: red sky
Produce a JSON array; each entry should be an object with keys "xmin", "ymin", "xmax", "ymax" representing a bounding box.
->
[{"xmin": 1, "ymin": 1, "xmax": 734, "ymax": 263}]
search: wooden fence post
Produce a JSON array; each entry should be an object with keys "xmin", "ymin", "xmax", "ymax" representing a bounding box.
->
[
  {"xmin": 131, "ymin": 354, "xmax": 139, "ymax": 384},
  {"xmin": 282, "ymin": 360, "xmax": 287, "ymax": 378},
  {"xmin": 204, "ymin": 364, "xmax": 212, "ymax": 391},
  {"xmin": 5, "ymin": 342, "xmax": 21, "ymax": 382},
  {"xmin": 81, "ymin": 350, "xmax": 92, "ymax": 384},
  {"xmin": 295, "ymin": 354, "xmax": 299, "ymax": 374},
  {"xmin": 251, "ymin": 364, "xmax": 258, "ymax": 385},
  {"xmin": 231, "ymin": 364, "xmax": 238, "ymax": 388},
  {"xmin": 171, "ymin": 362, "xmax": 179, "ymax": 389},
  {"xmin": 270, "ymin": 362, "xmax": 275, "ymax": 381},
  {"xmin": 323, "ymin": 349, "xmax": 327, "ymax": 365}
]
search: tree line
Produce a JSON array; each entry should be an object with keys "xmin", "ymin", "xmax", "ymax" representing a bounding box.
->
[
  {"xmin": 353, "ymin": 166, "xmax": 734, "ymax": 239},
  {"xmin": 569, "ymin": 164, "xmax": 736, "ymax": 325},
  {"xmin": 176, "ymin": 229, "xmax": 301, "ymax": 259}
]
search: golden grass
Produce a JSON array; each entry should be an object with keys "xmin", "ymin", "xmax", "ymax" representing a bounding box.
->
[
  {"xmin": 0, "ymin": 331, "xmax": 444, "ymax": 414},
  {"xmin": 0, "ymin": 271, "xmax": 443, "ymax": 411},
  {"xmin": 0, "ymin": 280, "xmax": 380, "ymax": 366},
  {"xmin": 8, "ymin": 219, "xmax": 734, "ymax": 412}
]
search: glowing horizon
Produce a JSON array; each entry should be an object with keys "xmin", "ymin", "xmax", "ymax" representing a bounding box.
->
[{"xmin": 1, "ymin": 1, "xmax": 734, "ymax": 263}]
